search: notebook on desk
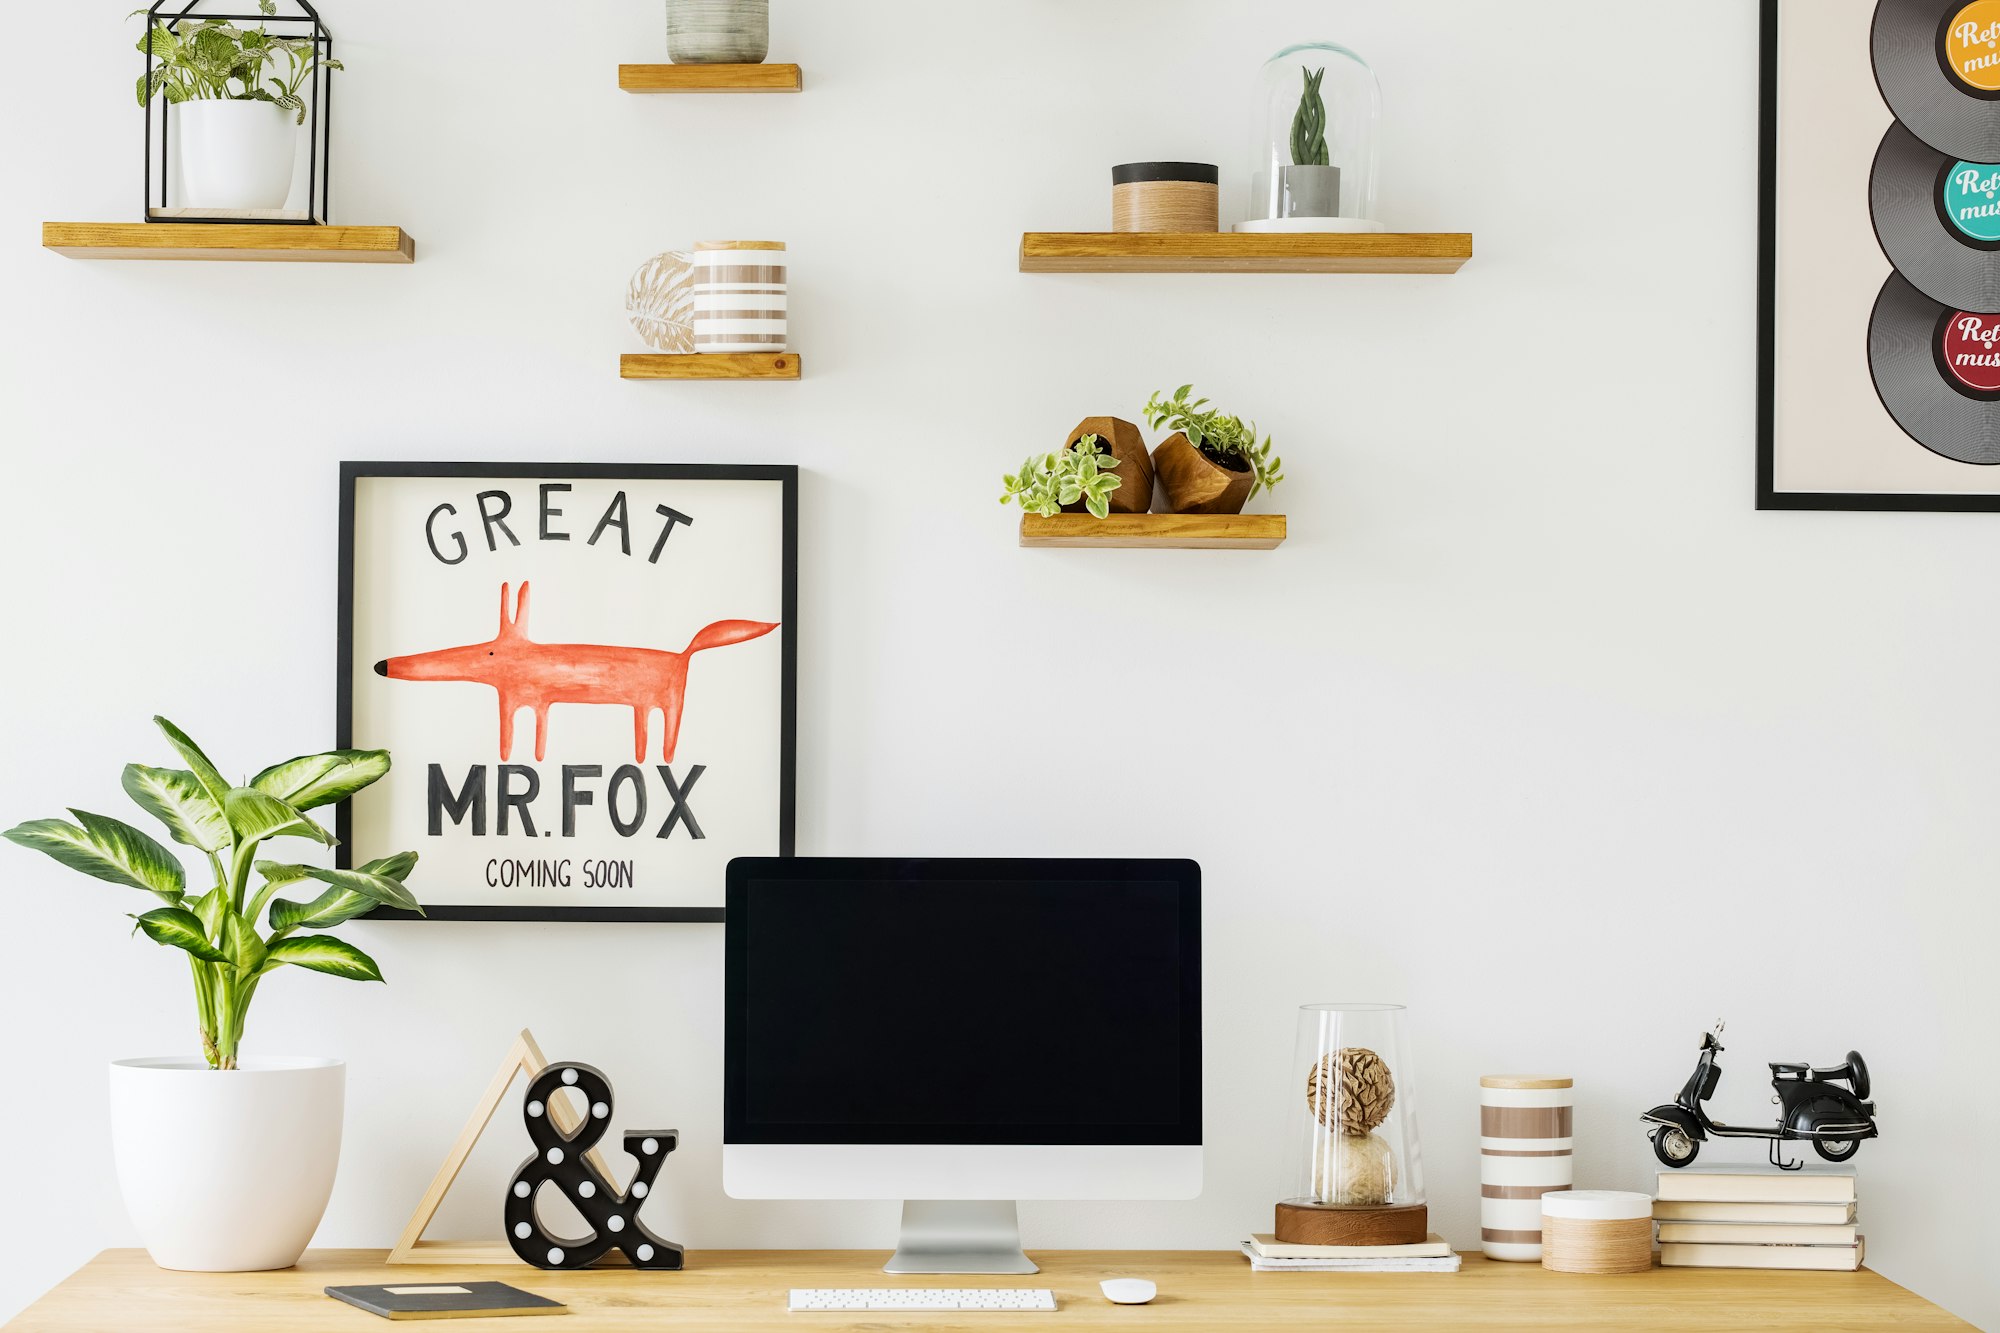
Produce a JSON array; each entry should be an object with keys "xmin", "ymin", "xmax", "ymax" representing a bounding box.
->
[{"xmin": 323, "ymin": 1282, "xmax": 566, "ymax": 1320}]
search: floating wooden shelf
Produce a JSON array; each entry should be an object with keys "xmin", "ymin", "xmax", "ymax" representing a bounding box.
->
[
  {"xmin": 620, "ymin": 352, "xmax": 800, "ymax": 380},
  {"xmin": 619, "ymin": 63, "xmax": 801, "ymax": 93},
  {"xmin": 1019, "ymin": 231, "xmax": 1471, "ymax": 274},
  {"xmin": 43, "ymin": 222, "xmax": 414, "ymax": 264},
  {"xmin": 1019, "ymin": 513, "xmax": 1287, "ymax": 549}
]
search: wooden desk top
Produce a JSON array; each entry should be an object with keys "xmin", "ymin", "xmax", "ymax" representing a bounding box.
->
[{"xmin": 7, "ymin": 1248, "xmax": 1968, "ymax": 1332}]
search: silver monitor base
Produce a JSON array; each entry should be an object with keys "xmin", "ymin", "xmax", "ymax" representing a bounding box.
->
[{"xmin": 883, "ymin": 1200, "xmax": 1038, "ymax": 1274}]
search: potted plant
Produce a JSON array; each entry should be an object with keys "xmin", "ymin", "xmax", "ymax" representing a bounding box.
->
[
  {"xmin": 1063, "ymin": 417, "xmax": 1154, "ymax": 513},
  {"xmin": 135, "ymin": 1, "xmax": 342, "ymax": 211},
  {"xmin": 1143, "ymin": 384, "xmax": 1285, "ymax": 514},
  {"xmin": 1280, "ymin": 66, "xmax": 1340, "ymax": 220},
  {"xmin": 3, "ymin": 716, "xmax": 420, "ymax": 1272},
  {"xmin": 1000, "ymin": 437, "xmax": 1124, "ymax": 519}
]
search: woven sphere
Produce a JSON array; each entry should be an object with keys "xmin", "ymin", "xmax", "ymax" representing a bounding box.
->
[
  {"xmin": 1306, "ymin": 1046, "xmax": 1396, "ymax": 1135},
  {"xmin": 1313, "ymin": 1130, "xmax": 1395, "ymax": 1205}
]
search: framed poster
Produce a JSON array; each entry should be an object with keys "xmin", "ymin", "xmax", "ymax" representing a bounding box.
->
[
  {"xmin": 1761, "ymin": 0, "xmax": 2000, "ymax": 509},
  {"xmin": 338, "ymin": 463, "xmax": 797, "ymax": 921}
]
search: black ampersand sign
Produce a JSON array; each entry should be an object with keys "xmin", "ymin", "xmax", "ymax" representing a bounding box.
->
[{"xmin": 504, "ymin": 1062, "xmax": 684, "ymax": 1270}]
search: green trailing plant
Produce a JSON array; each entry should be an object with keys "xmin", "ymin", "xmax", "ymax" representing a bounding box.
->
[
  {"xmin": 132, "ymin": 0, "xmax": 343, "ymax": 125},
  {"xmin": 1292, "ymin": 65, "xmax": 1330, "ymax": 167},
  {"xmin": 1144, "ymin": 384, "xmax": 1285, "ymax": 499},
  {"xmin": 3, "ymin": 716, "xmax": 421, "ymax": 1070},
  {"xmin": 999, "ymin": 434, "xmax": 1123, "ymax": 519}
]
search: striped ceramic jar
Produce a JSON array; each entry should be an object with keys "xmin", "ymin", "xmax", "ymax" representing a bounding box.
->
[
  {"xmin": 1479, "ymin": 1075, "xmax": 1574, "ymax": 1261},
  {"xmin": 691, "ymin": 240, "xmax": 787, "ymax": 353}
]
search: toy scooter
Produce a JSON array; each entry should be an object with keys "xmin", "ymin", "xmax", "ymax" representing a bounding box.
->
[{"xmin": 1641, "ymin": 1021, "xmax": 1878, "ymax": 1170}]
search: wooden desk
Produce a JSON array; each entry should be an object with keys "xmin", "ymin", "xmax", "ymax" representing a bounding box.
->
[{"xmin": 7, "ymin": 1248, "xmax": 1968, "ymax": 1331}]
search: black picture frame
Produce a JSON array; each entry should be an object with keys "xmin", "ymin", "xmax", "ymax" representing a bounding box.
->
[
  {"xmin": 336, "ymin": 462, "xmax": 798, "ymax": 922},
  {"xmin": 1758, "ymin": 0, "xmax": 2000, "ymax": 511}
]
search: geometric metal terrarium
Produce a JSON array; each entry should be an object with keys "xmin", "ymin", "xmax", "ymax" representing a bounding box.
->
[{"xmin": 141, "ymin": 1, "xmax": 333, "ymax": 224}]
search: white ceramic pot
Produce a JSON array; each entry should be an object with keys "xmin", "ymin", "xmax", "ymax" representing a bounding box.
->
[
  {"xmin": 109, "ymin": 1057, "xmax": 344, "ymax": 1272},
  {"xmin": 175, "ymin": 99, "xmax": 298, "ymax": 210}
]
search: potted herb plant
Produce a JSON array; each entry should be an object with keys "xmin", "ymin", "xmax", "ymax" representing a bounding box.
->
[
  {"xmin": 1063, "ymin": 417, "xmax": 1155, "ymax": 513},
  {"xmin": 135, "ymin": 1, "xmax": 343, "ymax": 211},
  {"xmin": 1000, "ymin": 437, "xmax": 1124, "ymax": 519},
  {"xmin": 1144, "ymin": 384, "xmax": 1285, "ymax": 514},
  {"xmin": 4, "ymin": 717, "xmax": 420, "ymax": 1272}
]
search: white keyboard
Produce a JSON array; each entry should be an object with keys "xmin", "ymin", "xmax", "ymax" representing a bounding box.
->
[{"xmin": 788, "ymin": 1287, "xmax": 1057, "ymax": 1312}]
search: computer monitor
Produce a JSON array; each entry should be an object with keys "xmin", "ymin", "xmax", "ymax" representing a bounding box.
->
[{"xmin": 723, "ymin": 857, "xmax": 1202, "ymax": 1274}]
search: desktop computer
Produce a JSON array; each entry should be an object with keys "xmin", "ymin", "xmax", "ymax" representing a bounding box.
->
[{"xmin": 723, "ymin": 857, "xmax": 1203, "ymax": 1275}]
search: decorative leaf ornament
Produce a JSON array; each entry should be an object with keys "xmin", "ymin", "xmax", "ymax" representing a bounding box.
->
[{"xmin": 627, "ymin": 252, "xmax": 697, "ymax": 354}]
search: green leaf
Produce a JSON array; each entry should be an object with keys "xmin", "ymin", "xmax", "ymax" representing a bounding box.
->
[
  {"xmin": 122, "ymin": 764, "xmax": 229, "ymax": 852},
  {"xmin": 358, "ymin": 851, "xmax": 418, "ymax": 882},
  {"xmin": 191, "ymin": 884, "xmax": 229, "ymax": 941},
  {"xmin": 257, "ymin": 861, "xmax": 421, "ymax": 914},
  {"xmin": 153, "ymin": 717, "xmax": 231, "ymax": 809},
  {"xmin": 134, "ymin": 907, "xmax": 228, "ymax": 963},
  {"xmin": 3, "ymin": 812, "xmax": 185, "ymax": 900},
  {"xmin": 269, "ymin": 885, "xmax": 375, "ymax": 932},
  {"xmin": 251, "ymin": 749, "xmax": 390, "ymax": 811},
  {"xmin": 223, "ymin": 911, "xmax": 267, "ymax": 975},
  {"xmin": 223, "ymin": 788, "xmax": 334, "ymax": 847},
  {"xmin": 263, "ymin": 935, "xmax": 383, "ymax": 982}
]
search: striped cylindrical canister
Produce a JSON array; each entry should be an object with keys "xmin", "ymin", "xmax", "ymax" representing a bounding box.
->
[
  {"xmin": 691, "ymin": 240, "xmax": 787, "ymax": 354},
  {"xmin": 1479, "ymin": 1075, "xmax": 1574, "ymax": 1261}
]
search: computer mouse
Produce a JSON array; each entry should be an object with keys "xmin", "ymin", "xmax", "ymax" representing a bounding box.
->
[{"xmin": 1100, "ymin": 1278, "xmax": 1157, "ymax": 1305}]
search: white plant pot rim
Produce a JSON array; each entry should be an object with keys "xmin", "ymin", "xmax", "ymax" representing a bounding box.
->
[{"xmin": 114, "ymin": 1056, "xmax": 343, "ymax": 1074}]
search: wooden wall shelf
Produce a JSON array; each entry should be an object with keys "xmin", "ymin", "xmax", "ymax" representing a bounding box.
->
[
  {"xmin": 1020, "ymin": 514, "xmax": 1287, "ymax": 549},
  {"xmin": 619, "ymin": 64, "xmax": 801, "ymax": 93},
  {"xmin": 1019, "ymin": 232, "xmax": 1471, "ymax": 274},
  {"xmin": 620, "ymin": 352, "xmax": 800, "ymax": 381},
  {"xmin": 43, "ymin": 222, "xmax": 414, "ymax": 263}
]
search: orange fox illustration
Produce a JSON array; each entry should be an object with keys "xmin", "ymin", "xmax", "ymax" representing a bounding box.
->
[{"xmin": 375, "ymin": 583, "xmax": 778, "ymax": 763}]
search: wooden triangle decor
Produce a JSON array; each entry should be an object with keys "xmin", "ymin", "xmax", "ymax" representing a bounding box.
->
[{"xmin": 388, "ymin": 1028, "xmax": 620, "ymax": 1265}]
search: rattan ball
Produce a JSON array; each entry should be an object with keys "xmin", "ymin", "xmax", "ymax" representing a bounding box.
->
[{"xmin": 1307, "ymin": 1046, "xmax": 1396, "ymax": 1136}]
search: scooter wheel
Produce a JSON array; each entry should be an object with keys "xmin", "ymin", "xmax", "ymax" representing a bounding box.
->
[
  {"xmin": 1813, "ymin": 1138, "xmax": 1860, "ymax": 1162},
  {"xmin": 1653, "ymin": 1127, "xmax": 1700, "ymax": 1167}
]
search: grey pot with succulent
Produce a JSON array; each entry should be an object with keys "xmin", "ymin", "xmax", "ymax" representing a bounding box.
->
[{"xmin": 1271, "ymin": 66, "xmax": 1341, "ymax": 220}]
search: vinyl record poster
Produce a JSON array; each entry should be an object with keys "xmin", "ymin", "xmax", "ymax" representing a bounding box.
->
[
  {"xmin": 338, "ymin": 464, "xmax": 797, "ymax": 920},
  {"xmin": 1762, "ymin": 0, "xmax": 2000, "ymax": 507}
]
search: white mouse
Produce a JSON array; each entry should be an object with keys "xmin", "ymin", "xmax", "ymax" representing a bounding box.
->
[{"xmin": 1100, "ymin": 1278, "xmax": 1157, "ymax": 1305}]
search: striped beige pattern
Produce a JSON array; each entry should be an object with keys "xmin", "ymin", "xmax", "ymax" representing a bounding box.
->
[
  {"xmin": 691, "ymin": 241, "xmax": 787, "ymax": 354},
  {"xmin": 1479, "ymin": 1075, "xmax": 1573, "ymax": 1262}
]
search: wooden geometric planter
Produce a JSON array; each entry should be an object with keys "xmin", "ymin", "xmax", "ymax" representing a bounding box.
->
[
  {"xmin": 1063, "ymin": 416, "xmax": 1155, "ymax": 515},
  {"xmin": 1152, "ymin": 432, "xmax": 1254, "ymax": 514}
]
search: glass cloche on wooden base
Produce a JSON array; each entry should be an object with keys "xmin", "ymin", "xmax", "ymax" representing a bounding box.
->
[
  {"xmin": 1238, "ymin": 42, "xmax": 1383, "ymax": 234},
  {"xmin": 1274, "ymin": 1003, "xmax": 1427, "ymax": 1246}
]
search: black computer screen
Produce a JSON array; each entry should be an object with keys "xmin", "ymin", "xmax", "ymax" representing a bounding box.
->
[{"xmin": 724, "ymin": 858, "xmax": 1201, "ymax": 1145}]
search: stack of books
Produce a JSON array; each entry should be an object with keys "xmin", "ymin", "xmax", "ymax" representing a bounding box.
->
[
  {"xmin": 1654, "ymin": 1164, "xmax": 1863, "ymax": 1271},
  {"xmin": 1239, "ymin": 1233, "xmax": 1461, "ymax": 1273}
]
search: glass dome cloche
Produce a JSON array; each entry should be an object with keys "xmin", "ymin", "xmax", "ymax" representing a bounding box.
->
[
  {"xmin": 1275, "ymin": 1003, "xmax": 1427, "ymax": 1245},
  {"xmin": 1241, "ymin": 42, "xmax": 1383, "ymax": 234}
]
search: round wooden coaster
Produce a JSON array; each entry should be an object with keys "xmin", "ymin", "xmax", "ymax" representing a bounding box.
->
[{"xmin": 1274, "ymin": 1202, "xmax": 1429, "ymax": 1247}]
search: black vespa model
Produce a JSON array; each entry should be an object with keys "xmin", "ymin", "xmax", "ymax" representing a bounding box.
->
[{"xmin": 1642, "ymin": 1022, "xmax": 1878, "ymax": 1170}]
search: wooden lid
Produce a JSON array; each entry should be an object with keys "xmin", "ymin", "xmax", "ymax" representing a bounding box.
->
[
  {"xmin": 695, "ymin": 240, "xmax": 786, "ymax": 251},
  {"xmin": 1480, "ymin": 1075, "xmax": 1573, "ymax": 1089}
]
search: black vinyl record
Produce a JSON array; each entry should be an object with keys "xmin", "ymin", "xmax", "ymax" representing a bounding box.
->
[
  {"xmin": 1868, "ymin": 272, "xmax": 2000, "ymax": 463},
  {"xmin": 1875, "ymin": 0, "xmax": 2000, "ymax": 160},
  {"xmin": 1871, "ymin": 121, "xmax": 2000, "ymax": 309}
]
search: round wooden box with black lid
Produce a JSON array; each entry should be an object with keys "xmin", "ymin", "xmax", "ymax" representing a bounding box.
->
[{"xmin": 1112, "ymin": 162, "xmax": 1220, "ymax": 233}]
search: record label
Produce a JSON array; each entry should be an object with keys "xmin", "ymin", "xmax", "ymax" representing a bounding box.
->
[
  {"xmin": 1942, "ymin": 160, "xmax": 2000, "ymax": 239},
  {"xmin": 1943, "ymin": 1, "xmax": 2000, "ymax": 91},
  {"xmin": 1939, "ymin": 310, "xmax": 2000, "ymax": 390}
]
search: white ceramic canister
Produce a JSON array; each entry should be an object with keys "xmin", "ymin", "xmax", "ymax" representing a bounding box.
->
[
  {"xmin": 1479, "ymin": 1075, "xmax": 1574, "ymax": 1261},
  {"xmin": 691, "ymin": 240, "xmax": 788, "ymax": 354}
]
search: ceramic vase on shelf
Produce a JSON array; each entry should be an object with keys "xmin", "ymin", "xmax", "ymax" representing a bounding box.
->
[
  {"xmin": 109, "ymin": 1057, "xmax": 344, "ymax": 1272},
  {"xmin": 1478, "ymin": 1076, "xmax": 1574, "ymax": 1261},
  {"xmin": 691, "ymin": 240, "xmax": 787, "ymax": 353},
  {"xmin": 174, "ymin": 99, "xmax": 298, "ymax": 211},
  {"xmin": 666, "ymin": 0, "xmax": 769, "ymax": 64},
  {"xmin": 1275, "ymin": 1003, "xmax": 1427, "ymax": 1246},
  {"xmin": 1240, "ymin": 42, "xmax": 1384, "ymax": 234}
]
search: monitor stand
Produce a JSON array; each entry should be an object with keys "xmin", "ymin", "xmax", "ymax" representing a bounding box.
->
[{"xmin": 883, "ymin": 1200, "xmax": 1038, "ymax": 1274}]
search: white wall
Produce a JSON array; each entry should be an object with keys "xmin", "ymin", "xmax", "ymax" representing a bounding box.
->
[{"xmin": 3, "ymin": 1, "xmax": 1995, "ymax": 1326}]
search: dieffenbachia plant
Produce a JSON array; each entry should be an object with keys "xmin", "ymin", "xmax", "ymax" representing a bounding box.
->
[
  {"xmin": 1292, "ymin": 66, "xmax": 1330, "ymax": 168},
  {"xmin": 133, "ymin": 0, "xmax": 344, "ymax": 125},
  {"xmin": 1000, "ymin": 434, "xmax": 1124, "ymax": 519},
  {"xmin": 1144, "ymin": 384, "xmax": 1285, "ymax": 499},
  {"xmin": 3, "ymin": 717, "xmax": 420, "ymax": 1069}
]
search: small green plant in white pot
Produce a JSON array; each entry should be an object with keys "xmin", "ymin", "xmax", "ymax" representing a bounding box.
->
[
  {"xmin": 134, "ymin": 1, "xmax": 342, "ymax": 212},
  {"xmin": 4, "ymin": 716, "xmax": 420, "ymax": 1272}
]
